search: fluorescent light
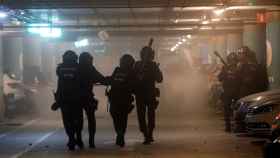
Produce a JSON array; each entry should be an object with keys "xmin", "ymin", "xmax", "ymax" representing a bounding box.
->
[
  {"xmin": 40, "ymin": 28, "xmax": 62, "ymax": 38},
  {"xmin": 27, "ymin": 25, "xmax": 62, "ymax": 38},
  {"xmin": 0, "ymin": 11, "xmax": 7, "ymax": 18},
  {"xmin": 202, "ymin": 20, "xmax": 210, "ymax": 25},
  {"xmin": 75, "ymin": 39, "xmax": 89, "ymax": 48},
  {"xmin": 213, "ymin": 8, "xmax": 226, "ymax": 16}
]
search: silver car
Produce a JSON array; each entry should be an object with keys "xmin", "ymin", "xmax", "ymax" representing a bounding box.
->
[{"xmin": 232, "ymin": 89, "xmax": 280, "ymax": 132}]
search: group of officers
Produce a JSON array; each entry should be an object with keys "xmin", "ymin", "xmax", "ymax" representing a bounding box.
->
[
  {"xmin": 218, "ymin": 46, "xmax": 269, "ymax": 132},
  {"xmin": 53, "ymin": 42, "xmax": 163, "ymax": 151}
]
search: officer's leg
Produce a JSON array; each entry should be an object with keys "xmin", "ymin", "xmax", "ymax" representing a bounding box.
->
[
  {"xmin": 118, "ymin": 112, "xmax": 128, "ymax": 147},
  {"xmin": 110, "ymin": 111, "xmax": 122, "ymax": 146},
  {"xmin": 147, "ymin": 104, "xmax": 156, "ymax": 141},
  {"xmin": 85, "ymin": 105, "xmax": 96, "ymax": 148},
  {"xmin": 223, "ymin": 96, "xmax": 231, "ymax": 132},
  {"xmin": 75, "ymin": 107, "xmax": 84, "ymax": 149},
  {"xmin": 136, "ymin": 101, "xmax": 148, "ymax": 136},
  {"xmin": 60, "ymin": 107, "xmax": 75, "ymax": 150}
]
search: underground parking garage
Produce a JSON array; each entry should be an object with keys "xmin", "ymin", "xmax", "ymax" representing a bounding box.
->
[{"xmin": 0, "ymin": 0, "xmax": 279, "ymax": 158}]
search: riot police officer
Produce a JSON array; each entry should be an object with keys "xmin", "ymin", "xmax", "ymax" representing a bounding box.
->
[
  {"xmin": 55, "ymin": 50, "xmax": 83, "ymax": 151},
  {"xmin": 79, "ymin": 52, "xmax": 108, "ymax": 148},
  {"xmin": 218, "ymin": 52, "xmax": 240, "ymax": 132},
  {"xmin": 107, "ymin": 54, "xmax": 135, "ymax": 147},
  {"xmin": 237, "ymin": 47, "xmax": 261, "ymax": 98},
  {"xmin": 134, "ymin": 45, "xmax": 163, "ymax": 145}
]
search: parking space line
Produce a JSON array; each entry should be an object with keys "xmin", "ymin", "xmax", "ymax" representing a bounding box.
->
[
  {"xmin": 10, "ymin": 129, "xmax": 59, "ymax": 158},
  {"xmin": 0, "ymin": 119, "xmax": 38, "ymax": 139}
]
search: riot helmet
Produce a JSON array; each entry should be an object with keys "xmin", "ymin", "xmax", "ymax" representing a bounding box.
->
[
  {"xmin": 79, "ymin": 52, "xmax": 93, "ymax": 65},
  {"xmin": 140, "ymin": 46, "xmax": 154, "ymax": 61},
  {"xmin": 62, "ymin": 50, "xmax": 78, "ymax": 64},
  {"xmin": 227, "ymin": 52, "xmax": 238, "ymax": 65},
  {"xmin": 120, "ymin": 54, "xmax": 135, "ymax": 69}
]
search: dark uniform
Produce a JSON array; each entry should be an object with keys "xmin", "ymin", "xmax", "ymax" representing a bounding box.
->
[
  {"xmin": 79, "ymin": 52, "xmax": 107, "ymax": 148},
  {"xmin": 107, "ymin": 54, "xmax": 135, "ymax": 147},
  {"xmin": 218, "ymin": 53, "xmax": 239, "ymax": 132},
  {"xmin": 134, "ymin": 47, "xmax": 163, "ymax": 144},
  {"xmin": 237, "ymin": 47, "xmax": 265, "ymax": 98},
  {"xmin": 55, "ymin": 51, "xmax": 83, "ymax": 151}
]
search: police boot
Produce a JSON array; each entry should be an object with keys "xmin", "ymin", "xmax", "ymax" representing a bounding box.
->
[
  {"xmin": 89, "ymin": 136, "xmax": 95, "ymax": 148},
  {"xmin": 76, "ymin": 133, "xmax": 84, "ymax": 149},
  {"xmin": 142, "ymin": 132, "xmax": 152, "ymax": 145},
  {"xmin": 67, "ymin": 137, "xmax": 76, "ymax": 151},
  {"xmin": 116, "ymin": 134, "xmax": 121, "ymax": 146},
  {"xmin": 118, "ymin": 134, "xmax": 125, "ymax": 147},
  {"xmin": 148, "ymin": 129, "xmax": 154, "ymax": 142}
]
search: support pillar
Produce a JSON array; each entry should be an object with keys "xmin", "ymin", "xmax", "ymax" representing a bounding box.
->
[
  {"xmin": 22, "ymin": 36, "xmax": 42, "ymax": 84},
  {"xmin": 2, "ymin": 37, "xmax": 22, "ymax": 79},
  {"xmin": 243, "ymin": 24, "xmax": 267, "ymax": 65},
  {"xmin": 227, "ymin": 33, "xmax": 242, "ymax": 53},
  {"xmin": 214, "ymin": 35, "xmax": 227, "ymax": 62},
  {"xmin": 0, "ymin": 33, "xmax": 5, "ymax": 120},
  {"xmin": 267, "ymin": 12, "xmax": 280, "ymax": 88},
  {"xmin": 41, "ymin": 41, "xmax": 56, "ymax": 83}
]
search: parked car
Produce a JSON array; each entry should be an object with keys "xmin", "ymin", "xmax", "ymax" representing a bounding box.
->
[
  {"xmin": 245, "ymin": 98, "xmax": 280, "ymax": 134},
  {"xmin": 232, "ymin": 89, "xmax": 280, "ymax": 132}
]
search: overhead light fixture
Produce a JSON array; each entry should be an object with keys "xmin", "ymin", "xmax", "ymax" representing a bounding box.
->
[
  {"xmin": 27, "ymin": 24, "xmax": 62, "ymax": 38},
  {"xmin": 75, "ymin": 39, "xmax": 89, "ymax": 48},
  {"xmin": 202, "ymin": 20, "xmax": 210, "ymax": 25},
  {"xmin": 213, "ymin": 8, "xmax": 226, "ymax": 16},
  {"xmin": 187, "ymin": 34, "xmax": 192, "ymax": 39},
  {"xmin": 182, "ymin": 38, "xmax": 186, "ymax": 42},
  {"xmin": 0, "ymin": 11, "xmax": 7, "ymax": 18},
  {"xmin": 178, "ymin": 41, "xmax": 182, "ymax": 45}
]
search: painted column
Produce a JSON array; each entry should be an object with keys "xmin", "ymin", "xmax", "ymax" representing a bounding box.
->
[
  {"xmin": 41, "ymin": 41, "xmax": 56, "ymax": 83},
  {"xmin": 0, "ymin": 33, "xmax": 5, "ymax": 120},
  {"xmin": 267, "ymin": 12, "xmax": 280, "ymax": 88},
  {"xmin": 2, "ymin": 37, "xmax": 22, "ymax": 79},
  {"xmin": 22, "ymin": 36, "xmax": 42, "ymax": 84},
  {"xmin": 243, "ymin": 24, "xmax": 267, "ymax": 65},
  {"xmin": 214, "ymin": 35, "xmax": 227, "ymax": 62},
  {"xmin": 227, "ymin": 33, "xmax": 242, "ymax": 53}
]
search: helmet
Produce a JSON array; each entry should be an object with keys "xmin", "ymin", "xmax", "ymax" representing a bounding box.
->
[
  {"xmin": 120, "ymin": 54, "xmax": 135, "ymax": 69},
  {"xmin": 63, "ymin": 50, "xmax": 78, "ymax": 64},
  {"xmin": 140, "ymin": 46, "xmax": 154, "ymax": 61},
  {"xmin": 227, "ymin": 52, "xmax": 238, "ymax": 63},
  {"xmin": 79, "ymin": 52, "xmax": 93, "ymax": 65}
]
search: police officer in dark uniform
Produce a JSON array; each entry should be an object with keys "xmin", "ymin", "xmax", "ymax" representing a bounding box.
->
[
  {"xmin": 134, "ymin": 44, "xmax": 163, "ymax": 145},
  {"xmin": 55, "ymin": 50, "xmax": 83, "ymax": 151},
  {"xmin": 237, "ymin": 47, "xmax": 260, "ymax": 98},
  {"xmin": 79, "ymin": 52, "xmax": 108, "ymax": 148},
  {"xmin": 218, "ymin": 52, "xmax": 240, "ymax": 132},
  {"xmin": 107, "ymin": 54, "xmax": 135, "ymax": 147}
]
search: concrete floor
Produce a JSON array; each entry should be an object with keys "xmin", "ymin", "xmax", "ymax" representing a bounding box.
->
[
  {"xmin": 0, "ymin": 71, "xmax": 266, "ymax": 158},
  {"xmin": 0, "ymin": 112, "xmax": 265, "ymax": 158}
]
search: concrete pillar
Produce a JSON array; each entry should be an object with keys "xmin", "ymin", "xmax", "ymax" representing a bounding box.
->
[
  {"xmin": 41, "ymin": 41, "xmax": 56, "ymax": 83},
  {"xmin": 243, "ymin": 24, "xmax": 267, "ymax": 65},
  {"xmin": 267, "ymin": 12, "xmax": 280, "ymax": 88},
  {"xmin": 2, "ymin": 37, "xmax": 22, "ymax": 79},
  {"xmin": 227, "ymin": 33, "xmax": 242, "ymax": 53},
  {"xmin": 214, "ymin": 35, "xmax": 227, "ymax": 62},
  {"xmin": 0, "ymin": 33, "xmax": 5, "ymax": 120},
  {"xmin": 22, "ymin": 36, "xmax": 42, "ymax": 84}
]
